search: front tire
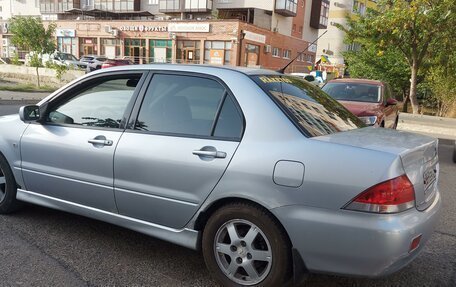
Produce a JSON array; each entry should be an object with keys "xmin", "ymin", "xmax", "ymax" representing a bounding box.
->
[
  {"xmin": 0, "ymin": 154, "xmax": 20, "ymax": 214},
  {"xmin": 202, "ymin": 202, "xmax": 291, "ymax": 287}
]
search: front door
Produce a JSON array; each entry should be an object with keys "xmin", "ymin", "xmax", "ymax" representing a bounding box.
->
[
  {"xmin": 183, "ymin": 48, "xmax": 195, "ymax": 63},
  {"xmin": 114, "ymin": 73, "xmax": 244, "ymax": 228},
  {"xmin": 20, "ymin": 72, "xmax": 146, "ymax": 212}
]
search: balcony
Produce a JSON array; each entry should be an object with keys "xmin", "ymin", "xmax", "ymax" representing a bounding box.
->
[
  {"xmin": 159, "ymin": 0, "xmax": 181, "ymax": 13},
  {"xmin": 275, "ymin": 0, "xmax": 297, "ymax": 17},
  {"xmin": 184, "ymin": 0, "xmax": 212, "ymax": 12},
  {"xmin": 159, "ymin": 0, "xmax": 212, "ymax": 13}
]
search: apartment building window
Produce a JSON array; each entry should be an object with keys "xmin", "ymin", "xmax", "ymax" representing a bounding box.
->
[
  {"xmin": 353, "ymin": 1, "xmax": 366, "ymax": 15},
  {"xmin": 320, "ymin": 1, "xmax": 329, "ymax": 27},
  {"xmin": 149, "ymin": 0, "xmax": 159, "ymax": 4},
  {"xmin": 204, "ymin": 41, "xmax": 232, "ymax": 65},
  {"xmin": 272, "ymin": 47, "xmax": 281, "ymax": 57},
  {"xmin": 299, "ymin": 26, "xmax": 303, "ymax": 33},
  {"xmin": 283, "ymin": 49, "xmax": 291, "ymax": 59},
  {"xmin": 160, "ymin": 0, "xmax": 181, "ymax": 12},
  {"xmin": 93, "ymin": 0, "xmax": 135, "ymax": 11},
  {"xmin": 150, "ymin": 40, "xmax": 172, "ymax": 63},
  {"xmin": 185, "ymin": 0, "xmax": 212, "ymax": 11}
]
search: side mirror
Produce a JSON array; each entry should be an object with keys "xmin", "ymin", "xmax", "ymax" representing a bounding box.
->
[
  {"xmin": 386, "ymin": 98, "xmax": 398, "ymax": 106},
  {"xmin": 304, "ymin": 75, "xmax": 315, "ymax": 82},
  {"xmin": 19, "ymin": 105, "xmax": 41, "ymax": 122}
]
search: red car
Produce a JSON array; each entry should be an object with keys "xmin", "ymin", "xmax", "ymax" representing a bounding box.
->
[
  {"xmin": 322, "ymin": 79, "xmax": 399, "ymax": 128},
  {"xmin": 101, "ymin": 59, "xmax": 134, "ymax": 69}
]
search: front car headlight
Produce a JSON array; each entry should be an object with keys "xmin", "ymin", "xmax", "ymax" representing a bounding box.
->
[{"xmin": 358, "ymin": 116, "xmax": 378, "ymax": 126}]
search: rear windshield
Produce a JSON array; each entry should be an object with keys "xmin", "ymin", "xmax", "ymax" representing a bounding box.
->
[
  {"xmin": 322, "ymin": 82, "xmax": 381, "ymax": 103},
  {"xmin": 251, "ymin": 75, "xmax": 365, "ymax": 137}
]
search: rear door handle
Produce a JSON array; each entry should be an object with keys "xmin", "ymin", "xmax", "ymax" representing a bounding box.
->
[
  {"xmin": 88, "ymin": 138, "xmax": 113, "ymax": 146},
  {"xmin": 192, "ymin": 149, "xmax": 226, "ymax": 159}
]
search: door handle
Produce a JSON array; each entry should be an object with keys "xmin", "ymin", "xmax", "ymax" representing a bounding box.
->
[
  {"xmin": 88, "ymin": 138, "xmax": 113, "ymax": 146},
  {"xmin": 193, "ymin": 149, "xmax": 226, "ymax": 159}
]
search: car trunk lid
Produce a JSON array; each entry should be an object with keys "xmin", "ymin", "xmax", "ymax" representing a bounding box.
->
[{"xmin": 314, "ymin": 127, "xmax": 439, "ymax": 211}]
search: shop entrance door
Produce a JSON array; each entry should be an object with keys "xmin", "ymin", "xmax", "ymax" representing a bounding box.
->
[
  {"xmin": 83, "ymin": 46, "xmax": 95, "ymax": 56},
  {"xmin": 129, "ymin": 47, "xmax": 141, "ymax": 64},
  {"xmin": 154, "ymin": 47, "xmax": 167, "ymax": 63},
  {"xmin": 183, "ymin": 48, "xmax": 195, "ymax": 63}
]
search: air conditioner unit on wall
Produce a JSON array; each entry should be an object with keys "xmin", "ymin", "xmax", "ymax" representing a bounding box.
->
[
  {"xmin": 264, "ymin": 45, "xmax": 271, "ymax": 53},
  {"xmin": 104, "ymin": 25, "xmax": 112, "ymax": 33},
  {"xmin": 112, "ymin": 29, "xmax": 119, "ymax": 37}
]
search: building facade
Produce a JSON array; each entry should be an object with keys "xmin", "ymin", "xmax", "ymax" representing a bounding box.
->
[
  {"xmin": 316, "ymin": 0, "xmax": 375, "ymax": 72},
  {"xmin": 0, "ymin": 0, "xmax": 328, "ymax": 72}
]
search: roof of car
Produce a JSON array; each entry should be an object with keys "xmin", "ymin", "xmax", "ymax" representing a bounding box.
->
[
  {"xmin": 96, "ymin": 63, "xmax": 281, "ymax": 76},
  {"xmin": 327, "ymin": 78, "xmax": 384, "ymax": 85}
]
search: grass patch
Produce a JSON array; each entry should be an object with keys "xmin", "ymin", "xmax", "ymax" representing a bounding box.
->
[{"xmin": 0, "ymin": 83, "xmax": 56, "ymax": 93}]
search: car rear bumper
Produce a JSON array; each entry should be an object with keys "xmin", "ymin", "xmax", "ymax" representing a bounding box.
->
[{"xmin": 272, "ymin": 190, "xmax": 441, "ymax": 278}]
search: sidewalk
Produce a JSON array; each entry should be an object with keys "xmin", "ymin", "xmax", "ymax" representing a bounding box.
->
[
  {"xmin": 0, "ymin": 90, "xmax": 50, "ymax": 104},
  {"xmin": 397, "ymin": 113, "xmax": 456, "ymax": 140}
]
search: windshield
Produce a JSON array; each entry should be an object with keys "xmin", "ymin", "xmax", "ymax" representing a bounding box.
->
[
  {"xmin": 251, "ymin": 75, "xmax": 365, "ymax": 137},
  {"xmin": 322, "ymin": 82, "xmax": 381, "ymax": 103}
]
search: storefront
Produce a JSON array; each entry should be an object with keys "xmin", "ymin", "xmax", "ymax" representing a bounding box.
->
[
  {"xmin": 79, "ymin": 37, "xmax": 98, "ymax": 57},
  {"xmin": 0, "ymin": 19, "xmax": 316, "ymax": 72},
  {"xmin": 124, "ymin": 38, "xmax": 146, "ymax": 64}
]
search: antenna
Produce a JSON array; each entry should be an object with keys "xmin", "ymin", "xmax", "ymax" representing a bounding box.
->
[{"xmin": 276, "ymin": 30, "xmax": 328, "ymax": 74}]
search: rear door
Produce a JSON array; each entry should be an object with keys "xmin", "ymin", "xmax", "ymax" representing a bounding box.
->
[{"xmin": 113, "ymin": 72, "xmax": 244, "ymax": 228}]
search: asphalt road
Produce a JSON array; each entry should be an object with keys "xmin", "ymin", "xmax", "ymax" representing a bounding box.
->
[{"xmin": 0, "ymin": 104, "xmax": 455, "ymax": 287}]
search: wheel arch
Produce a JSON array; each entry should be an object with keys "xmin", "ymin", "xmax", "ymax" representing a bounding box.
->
[{"xmin": 194, "ymin": 196, "xmax": 309, "ymax": 284}]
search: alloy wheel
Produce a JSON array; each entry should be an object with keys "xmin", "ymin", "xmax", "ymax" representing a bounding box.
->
[{"xmin": 213, "ymin": 219, "xmax": 273, "ymax": 286}]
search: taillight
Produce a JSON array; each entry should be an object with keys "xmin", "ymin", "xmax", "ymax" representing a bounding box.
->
[{"xmin": 344, "ymin": 174, "xmax": 415, "ymax": 213}]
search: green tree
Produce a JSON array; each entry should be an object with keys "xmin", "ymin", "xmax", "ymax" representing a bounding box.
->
[
  {"xmin": 340, "ymin": 0, "xmax": 455, "ymax": 114},
  {"xmin": 9, "ymin": 17, "xmax": 56, "ymax": 87},
  {"xmin": 343, "ymin": 45, "xmax": 411, "ymax": 110}
]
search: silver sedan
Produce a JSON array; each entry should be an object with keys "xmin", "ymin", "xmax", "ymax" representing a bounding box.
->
[{"xmin": 0, "ymin": 65, "xmax": 441, "ymax": 286}]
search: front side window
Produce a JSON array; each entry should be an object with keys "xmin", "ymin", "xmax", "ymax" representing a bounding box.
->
[
  {"xmin": 252, "ymin": 75, "xmax": 364, "ymax": 137},
  {"xmin": 135, "ymin": 74, "xmax": 243, "ymax": 140},
  {"xmin": 47, "ymin": 75, "xmax": 142, "ymax": 128}
]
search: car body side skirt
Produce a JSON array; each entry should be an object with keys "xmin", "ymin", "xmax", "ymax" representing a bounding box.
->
[{"xmin": 16, "ymin": 189, "xmax": 200, "ymax": 250}]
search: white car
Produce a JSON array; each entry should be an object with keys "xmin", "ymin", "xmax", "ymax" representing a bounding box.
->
[{"xmin": 289, "ymin": 72, "xmax": 320, "ymax": 85}]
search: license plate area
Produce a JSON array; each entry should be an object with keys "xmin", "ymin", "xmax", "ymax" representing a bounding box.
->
[{"xmin": 423, "ymin": 167, "xmax": 437, "ymax": 192}]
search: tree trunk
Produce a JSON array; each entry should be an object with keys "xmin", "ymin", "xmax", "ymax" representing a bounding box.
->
[
  {"xmin": 35, "ymin": 66, "xmax": 40, "ymax": 88},
  {"xmin": 409, "ymin": 61, "xmax": 419, "ymax": 114}
]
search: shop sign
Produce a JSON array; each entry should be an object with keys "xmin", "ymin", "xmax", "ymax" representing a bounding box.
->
[
  {"xmin": 84, "ymin": 39, "xmax": 93, "ymax": 44},
  {"xmin": 119, "ymin": 25, "xmax": 167, "ymax": 32},
  {"xmin": 56, "ymin": 29, "xmax": 76, "ymax": 37},
  {"xmin": 168, "ymin": 23, "xmax": 210, "ymax": 33},
  {"xmin": 210, "ymin": 49, "xmax": 224, "ymax": 65},
  {"xmin": 243, "ymin": 31, "xmax": 266, "ymax": 44}
]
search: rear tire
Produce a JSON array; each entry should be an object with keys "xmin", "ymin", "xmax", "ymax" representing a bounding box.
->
[
  {"xmin": 202, "ymin": 202, "xmax": 292, "ymax": 287},
  {"xmin": 0, "ymin": 154, "xmax": 20, "ymax": 214}
]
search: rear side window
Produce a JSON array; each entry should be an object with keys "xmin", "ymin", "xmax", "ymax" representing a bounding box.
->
[
  {"xmin": 251, "ymin": 75, "xmax": 364, "ymax": 137},
  {"xmin": 135, "ymin": 74, "xmax": 243, "ymax": 140}
]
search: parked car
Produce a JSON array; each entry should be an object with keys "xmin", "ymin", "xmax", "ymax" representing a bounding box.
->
[
  {"xmin": 289, "ymin": 72, "xmax": 320, "ymax": 86},
  {"xmin": 0, "ymin": 65, "xmax": 441, "ymax": 287},
  {"xmin": 80, "ymin": 55, "xmax": 108, "ymax": 71},
  {"xmin": 50, "ymin": 52, "xmax": 88, "ymax": 70},
  {"xmin": 322, "ymin": 78, "xmax": 399, "ymax": 128},
  {"xmin": 101, "ymin": 58, "xmax": 134, "ymax": 69}
]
